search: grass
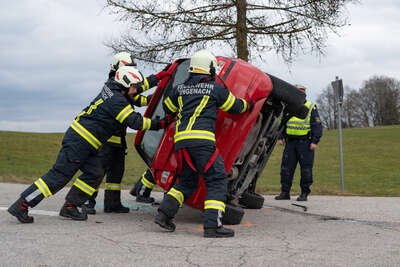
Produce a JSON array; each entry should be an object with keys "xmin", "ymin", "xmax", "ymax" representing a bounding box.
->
[
  {"xmin": 256, "ymin": 125, "xmax": 400, "ymax": 196},
  {"xmin": 1, "ymin": 125, "xmax": 399, "ymax": 196}
]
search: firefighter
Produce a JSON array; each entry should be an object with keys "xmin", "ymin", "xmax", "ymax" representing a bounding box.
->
[
  {"xmin": 275, "ymin": 84, "xmax": 323, "ymax": 201},
  {"xmin": 154, "ymin": 49, "xmax": 253, "ymax": 238},
  {"xmin": 83, "ymin": 52, "xmax": 166, "ymax": 214},
  {"xmin": 8, "ymin": 66, "xmax": 171, "ymax": 223}
]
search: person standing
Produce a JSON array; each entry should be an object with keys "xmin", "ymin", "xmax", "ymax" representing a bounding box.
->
[
  {"xmin": 275, "ymin": 84, "xmax": 323, "ymax": 201},
  {"xmin": 8, "ymin": 65, "xmax": 170, "ymax": 223},
  {"xmin": 83, "ymin": 52, "xmax": 167, "ymax": 214},
  {"xmin": 154, "ymin": 49, "xmax": 253, "ymax": 238}
]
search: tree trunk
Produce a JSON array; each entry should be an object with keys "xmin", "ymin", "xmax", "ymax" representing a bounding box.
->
[{"xmin": 235, "ymin": 0, "xmax": 249, "ymax": 61}]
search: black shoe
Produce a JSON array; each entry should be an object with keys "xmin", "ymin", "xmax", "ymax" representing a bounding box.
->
[
  {"xmin": 82, "ymin": 202, "xmax": 96, "ymax": 215},
  {"xmin": 8, "ymin": 198, "xmax": 34, "ymax": 223},
  {"xmin": 104, "ymin": 203, "xmax": 130, "ymax": 213},
  {"xmin": 129, "ymin": 181, "xmax": 140, "ymax": 197},
  {"xmin": 275, "ymin": 192, "xmax": 290, "ymax": 200},
  {"xmin": 204, "ymin": 227, "xmax": 235, "ymax": 238},
  {"xmin": 154, "ymin": 211, "xmax": 176, "ymax": 232},
  {"xmin": 136, "ymin": 195, "xmax": 155, "ymax": 203},
  {"xmin": 59, "ymin": 202, "xmax": 88, "ymax": 221},
  {"xmin": 296, "ymin": 193, "xmax": 308, "ymax": 201}
]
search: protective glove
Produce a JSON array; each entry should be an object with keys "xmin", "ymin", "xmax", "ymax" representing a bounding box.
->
[
  {"xmin": 151, "ymin": 114, "xmax": 175, "ymax": 130},
  {"xmin": 247, "ymin": 100, "xmax": 254, "ymax": 112}
]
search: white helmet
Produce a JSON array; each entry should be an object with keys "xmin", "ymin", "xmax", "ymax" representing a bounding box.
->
[
  {"xmin": 294, "ymin": 84, "xmax": 307, "ymax": 93},
  {"xmin": 111, "ymin": 52, "xmax": 137, "ymax": 71},
  {"xmin": 114, "ymin": 66, "xmax": 144, "ymax": 88},
  {"xmin": 189, "ymin": 49, "xmax": 217, "ymax": 75}
]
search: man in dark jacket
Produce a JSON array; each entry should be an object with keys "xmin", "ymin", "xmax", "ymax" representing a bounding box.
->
[
  {"xmin": 8, "ymin": 65, "xmax": 171, "ymax": 223},
  {"xmin": 154, "ymin": 50, "xmax": 253, "ymax": 238},
  {"xmin": 83, "ymin": 52, "xmax": 167, "ymax": 214},
  {"xmin": 275, "ymin": 84, "xmax": 323, "ymax": 201}
]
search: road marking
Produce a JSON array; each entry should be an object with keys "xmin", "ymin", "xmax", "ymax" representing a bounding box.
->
[{"xmin": 0, "ymin": 206, "xmax": 59, "ymax": 216}]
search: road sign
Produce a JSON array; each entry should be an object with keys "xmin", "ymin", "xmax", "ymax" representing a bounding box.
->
[{"xmin": 331, "ymin": 76, "xmax": 344, "ymax": 105}]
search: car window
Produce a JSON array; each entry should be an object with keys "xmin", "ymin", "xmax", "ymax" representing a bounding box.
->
[{"xmin": 140, "ymin": 59, "xmax": 190, "ymax": 163}]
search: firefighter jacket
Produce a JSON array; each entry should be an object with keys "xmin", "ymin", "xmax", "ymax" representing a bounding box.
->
[
  {"xmin": 70, "ymin": 79, "xmax": 162, "ymax": 151},
  {"xmin": 163, "ymin": 74, "xmax": 249, "ymax": 149},
  {"xmin": 105, "ymin": 74, "xmax": 157, "ymax": 148},
  {"xmin": 284, "ymin": 101, "xmax": 323, "ymax": 144}
]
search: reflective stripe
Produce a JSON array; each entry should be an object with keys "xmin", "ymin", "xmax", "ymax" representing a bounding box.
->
[
  {"xmin": 105, "ymin": 183, "xmax": 121, "ymax": 191},
  {"xmin": 186, "ymin": 95, "xmax": 209, "ymax": 130},
  {"xmin": 142, "ymin": 117, "xmax": 152, "ymax": 130},
  {"xmin": 33, "ymin": 178, "xmax": 52, "ymax": 198},
  {"xmin": 175, "ymin": 96, "xmax": 183, "ymax": 131},
  {"xmin": 204, "ymin": 200, "xmax": 226, "ymax": 212},
  {"xmin": 286, "ymin": 101, "xmax": 315, "ymax": 136},
  {"xmin": 25, "ymin": 189, "xmax": 42, "ymax": 202},
  {"xmin": 240, "ymin": 99, "xmax": 248, "ymax": 113},
  {"xmin": 71, "ymin": 120, "xmax": 102, "ymax": 149},
  {"xmin": 73, "ymin": 178, "xmax": 96, "ymax": 196},
  {"xmin": 141, "ymin": 96, "xmax": 147, "ymax": 106},
  {"xmin": 143, "ymin": 77, "xmax": 150, "ymax": 91},
  {"xmin": 116, "ymin": 105, "xmax": 134, "ymax": 123},
  {"xmin": 141, "ymin": 176, "xmax": 155, "ymax": 189},
  {"xmin": 164, "ymin": 97, "xmax": 178, "ymax": 113},
  {"xmin": 107, "ymin": 135, "xmax": 122, "ymax": 144},
  {"xmin": 133, "ymin": 95, "xmax": 148, "ymax": 107},
  {"xmin": 174, "ymin": 130, "xmax": 215, "ymax": 142},
  {"xmin": 220, "ymin": 92, "xmax": 235, "ymax": 111},
  {"xmin": 167, "ymin": 188, "xmax": 184, "ymax": 207}
]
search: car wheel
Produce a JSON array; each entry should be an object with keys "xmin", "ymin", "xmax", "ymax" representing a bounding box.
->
[
  {"xmin": 222, "ymin": 203, "xmax": 245, "ymax": 225},
  {"xmin": 239, "ymin": 192, "xmax": 265, "ymax": 209}
]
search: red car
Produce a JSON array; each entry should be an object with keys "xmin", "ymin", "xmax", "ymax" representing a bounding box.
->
[{"xmin": 135, "ymin": 57, "xmax": 307, "ymax": 224}]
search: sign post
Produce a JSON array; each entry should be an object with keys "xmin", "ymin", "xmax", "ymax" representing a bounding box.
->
[{"xmin": 331, "ymin": 77, "xmax": 345, "ymax": 192}]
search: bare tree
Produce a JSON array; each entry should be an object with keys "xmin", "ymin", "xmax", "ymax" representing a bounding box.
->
[
  {"xmin": 360, "ymin": 76, "xmax": 400, "ymax": 126},
  {"xmin": 105, "ymin": 0, "xmax": 355, "ymax": 63},
  {"xmin": 317, "ymin": 75, "xmax": 400, "ymax": 129},
  {"xmin": 316, "ymin": 85, "xmax": 335, "ymax": 129},
  {"xmin": 343, "ymin": 89, "xmax": 369, "ymax": 127}
]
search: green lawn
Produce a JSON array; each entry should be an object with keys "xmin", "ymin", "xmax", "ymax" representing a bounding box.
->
[{"xmin": 1, "ymin": 125, "xmax": 399, "ymax": 196}]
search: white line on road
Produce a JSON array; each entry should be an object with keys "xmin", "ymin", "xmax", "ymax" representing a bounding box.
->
[{"xmin": 0, "ymin": 206, "xmax": 59, "ymax": 216}]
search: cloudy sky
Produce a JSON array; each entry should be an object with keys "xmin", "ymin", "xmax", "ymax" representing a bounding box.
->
[{"xmin": 1, "ymin": 0, "xmax": 399, "ymax": 132}]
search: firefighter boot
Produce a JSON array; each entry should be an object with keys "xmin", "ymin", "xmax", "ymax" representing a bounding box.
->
[
  {"xmin": 155, "ymin": 194, "xmax": 179, "ymax": 232},
  {"xmin": 136, "ymin": 186, "xmax": 155, "ymax": 203},
  {"xmin": 129, "ymin": 181, "xmax": 140, "ymax": 197},
  {"xmin": 132, "ymin": 180, "xmax": 154, "ymax": 203},
  {"xmin": 296, "ymin": 192, "xmax": 308, "ymax": 201},
  {"xmin": 104, "ymin": 190, "xmax": 129, "ymax": 213},
  {"xmin": 275, "ymin": 192, "xmax": 290, "ymax": 200},
  {"xmin": 204, "ymin": 226, "xmax": 235, "ymax": 238},
  {"xmin": 8, "ymin": 197, "xmax": 34, "ymax": 223},
  {"xmin": 59, "ymin": 201, "xmax": 88, "ymax": 221},
  {"xmin": 154, "ymin": 211, "xmax": 176, "ymax": 232},
  {"xmin": 82, "ymin": 192, "xmax": 97, "ymax": 215}
]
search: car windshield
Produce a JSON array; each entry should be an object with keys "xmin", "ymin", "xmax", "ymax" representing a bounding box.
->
[{"xmin": 140, "ymin": 59, "xmax": 190, "ymax": 163}]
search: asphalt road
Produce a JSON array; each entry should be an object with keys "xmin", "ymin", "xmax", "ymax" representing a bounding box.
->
[{"xmin": 0, "ymin": 183, "xmax": 399, "ymax": 267}]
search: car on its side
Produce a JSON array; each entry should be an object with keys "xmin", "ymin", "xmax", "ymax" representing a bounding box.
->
[{"xmin": 134, "ymin": 57, "xmax": 307, "ymax": 224}]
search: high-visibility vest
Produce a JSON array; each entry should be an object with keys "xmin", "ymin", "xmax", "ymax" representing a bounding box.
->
[{"xmin": 286, "ymin": 101, "xmax": 316, "ymax": 136}]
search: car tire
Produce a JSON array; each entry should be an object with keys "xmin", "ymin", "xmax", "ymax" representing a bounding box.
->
[
  {"xmin": 222, "ymin": 203, "xmax": 244, "ymax": 225},
  {"xmin": 239, "ymin": 192, "xmax": 265, "ymax": 209}
]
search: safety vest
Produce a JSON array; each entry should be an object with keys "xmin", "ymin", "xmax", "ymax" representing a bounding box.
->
[{"xmin": 286, "ymin": 101, "xmax": 316, "ymax": 136}]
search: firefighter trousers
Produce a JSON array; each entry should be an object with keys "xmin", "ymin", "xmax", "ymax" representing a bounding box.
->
[
  {"xmin": 159, "ymin": 145, "xmax": 228, "ymax": 229},
  {"xmin": 21, "ymin": 129, "xmax": 104, "ymax": 207},
  {"xmin": 90, "ymin": 144, "xmax": 126, "ymax": 206},
  {"xmin": 280, "ymin": 139, "xmax": 314, "ymax": 194}
]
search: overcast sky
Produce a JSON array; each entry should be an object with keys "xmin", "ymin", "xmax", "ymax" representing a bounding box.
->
[{"xmin": 1, "ymin": 0, "xmax": 399, "ymax": 132}]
